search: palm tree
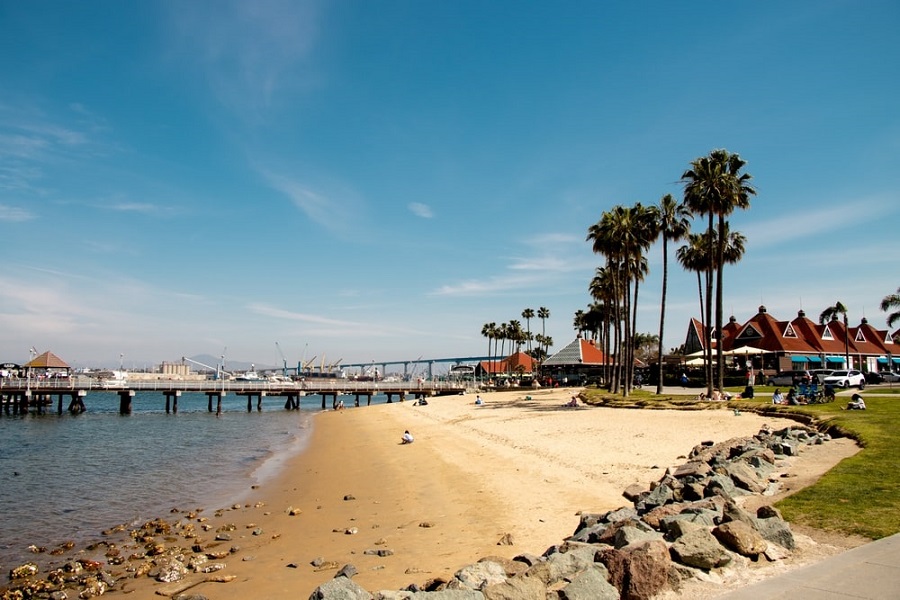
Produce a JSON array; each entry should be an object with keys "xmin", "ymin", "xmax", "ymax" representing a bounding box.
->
[
  {"xmin": 588, "ymin": 204, "xmax": 655, "ymax": 395},
  {"xmin": 682, "ymin": 149, "xmax": 755, "ymax": 392},
  {"xmin": 481, "ymin": 322, "xmax": 496, "ymax": 378},
  {"xmin": 881, "ymin": 287, "xmax": 900, "ymax": 329},
  {"xmin": 521, "ymin": 308, "xmax": 535, "ymax": 354},
  {"xmin": 820, "ymin": 302, "xmax": 850, "ymax": 368},
  {"xmin": 573, "ymin": 310, "xmax": 587, "ymax": 337},
  {"xmin": 652, "ymin": 194, "xmax": 691, "ymax": 393},
  {"xmin": 537, "ymin": 306, "xmax": 550, "ymax": 365}
]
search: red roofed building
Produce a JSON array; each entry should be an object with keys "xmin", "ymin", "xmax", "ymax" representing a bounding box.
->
[{"xmin": 684, "ymin": 306, "xmax": 898, "ymax": 373}]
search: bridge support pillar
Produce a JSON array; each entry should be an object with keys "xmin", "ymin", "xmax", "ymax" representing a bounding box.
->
[
  {"xmin": 118, "ymin": 390, "xmax": 135, "ymax": 415},
  {"xmin": 165, "ymin": 391, "xmax": 181, "ymax": 414}
]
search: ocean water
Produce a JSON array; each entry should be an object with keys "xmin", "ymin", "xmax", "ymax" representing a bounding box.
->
[{"xmin": 0, "ymin": 391, "xmax": 390, "ymax": 571}]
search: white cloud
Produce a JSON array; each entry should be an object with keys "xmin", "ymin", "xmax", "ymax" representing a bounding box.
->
[
  {"xmin": 0, "ymin": 204, "xmax": 35, "ymax": 222},
  {"xmin": 408, "ymin": 202, "xmax": 434, "ymax": 218}
]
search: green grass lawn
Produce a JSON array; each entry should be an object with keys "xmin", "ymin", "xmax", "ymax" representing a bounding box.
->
[{"xmin": 582, "ymin": 386, "xmax": 900, "ymax": 540}]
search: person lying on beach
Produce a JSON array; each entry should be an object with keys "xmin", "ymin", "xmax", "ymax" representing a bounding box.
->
[{"xmin": 401, "ymin": 430, "xmax": 414, "ymax": 444}]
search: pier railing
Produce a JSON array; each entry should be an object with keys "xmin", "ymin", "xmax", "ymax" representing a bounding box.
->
[{"xmin": 0, "ymin": 378, "xmax": 466, "ymax": 396}]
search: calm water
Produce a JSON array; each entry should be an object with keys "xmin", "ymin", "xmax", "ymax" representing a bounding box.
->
[{"xmin": 0, "ymin": 391, "xmax": 388, "ymax": 570}]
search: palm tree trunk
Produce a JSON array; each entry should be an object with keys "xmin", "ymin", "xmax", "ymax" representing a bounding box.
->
[
  {"xmin": 705, "ymin": 214, "xmax": 714, "ymax": 396},
  {"xmin": 715, "ymin": 215, "xmax": 726, "ymax": 391},
  {"xmin": 657, "ymin": 234, "xmax": 668, "ymax": 394}
]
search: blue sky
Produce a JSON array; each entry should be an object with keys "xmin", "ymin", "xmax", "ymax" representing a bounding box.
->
[{"xmin": 2, "ymin": 1, "xmax": 898, "ymax": 371}]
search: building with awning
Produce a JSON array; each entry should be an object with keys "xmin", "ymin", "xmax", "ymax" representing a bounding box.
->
[{"xmin": 683, "ymin": 306, "xmax": 897, "ymax": 374}]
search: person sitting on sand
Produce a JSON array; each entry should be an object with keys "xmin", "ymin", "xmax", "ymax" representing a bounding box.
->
[
  {"xmin": 401, "ymin": 430, "xmax": 414, "ymax": 444},
  {"xmin": 845, "ymin": 393, "xmax": 866, "ymax": 410},
  {"xmin": 564, "ymin": 396, "xmax": 578, "ymax": 407},
  {"xmin": 772, "ymin": 389, "xmax": 785, "ymax": 405},
  {"xmin": 475, "ymin": 395, "xmax": 483, "ymax": 405}
]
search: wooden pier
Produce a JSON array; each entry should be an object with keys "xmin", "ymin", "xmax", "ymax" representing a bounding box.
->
[{"xmin": 0, "ymin": 379, "xmax": 466, "ymax": 415}]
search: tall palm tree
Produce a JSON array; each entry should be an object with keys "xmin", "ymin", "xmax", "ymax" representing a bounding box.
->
[
  {"xmin": 820, "ymin": 302, "xmax": 850, "ymax": 368},
  {"xmin": 881, "ymin": 287, "xmax": 900, "ymax": 329},
  {"xmin": 590, "ymin": 267, "xmax": 616, "ymax": 387},
  {"xmin": 652, "ymin": 194, "xmax": 691, "ymax": 393},
  {"xmin": 537, "ymin": 306, "xmax": 550, "ymax": 364},
  {"xmin": 481, "ymin": 322, "xmax": 496, "ymax": 377},
  {"xmin": 588, "ymin": 204, "xmax": 655, "ymax": 395},
  {"xmin": 682, "ymin": 149, "xmax": 755, "ymax": 392},
  {"xmin": 521, "ymin": 308, "xmax": 535, "ymax": 354}
]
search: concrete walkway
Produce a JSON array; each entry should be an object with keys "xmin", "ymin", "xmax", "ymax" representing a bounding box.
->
[{"xmin": 719, "ymin": 533, "xmax": 900, "ymax": 599}]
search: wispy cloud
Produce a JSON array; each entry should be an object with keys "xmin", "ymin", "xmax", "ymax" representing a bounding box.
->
[
  {"xmin": 167, "ymin": 0, "xmax": 321, "ymax": 116},
  {"xmin": 743, "ymin": 197, "xmax": 885, "ymax": 249},
  {"xmin": 259, "ymin": 168, "xmax": 363, "ymax": 236},
  {"xmin": 248, "ymin": 303, "xmax": 360, "ymax": 327},
  {"xmin": 431, "ymin": 273, "xmax": 546, "ymax": 296},
  {"xmin": 408, "ymin": 202, "xmax": 434, "ymax": 218},
  {"xmin": 0, "ymin": 204, "xmax": 36, "ymax": 222}
]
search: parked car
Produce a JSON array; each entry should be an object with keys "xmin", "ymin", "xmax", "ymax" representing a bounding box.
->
[
  {"xmin": 822, "ymin": 369, "xmax": 865, "ymax": 388},
  {"xmin": 809, "ymin": 369, "xmax": 833, "ymax": 383},
  {"xmin": 865, "ymin": 371, "xmax": 884, "ymax": 384},
  {"xmin": 879, "ymin": 371, "xmax": 900, "ymax": 383},
  {"xmin": 766, "ymin": 370, "xmax": 810, "ymax": 387}
]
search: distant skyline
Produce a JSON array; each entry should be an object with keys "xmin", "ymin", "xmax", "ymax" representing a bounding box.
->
[{"xmin": 2, "ymin": 1, "xmax": 898, "ymax": 369}]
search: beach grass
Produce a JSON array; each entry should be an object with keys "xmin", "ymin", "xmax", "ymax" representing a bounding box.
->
[{"xmin": 582, "ymin": 386, "xmax": 900, "ymax": 540}]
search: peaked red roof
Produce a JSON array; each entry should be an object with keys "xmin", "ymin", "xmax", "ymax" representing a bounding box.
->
[{"xmin": 25, "ymin": 351, "xmax": 70, "ymax": 369}]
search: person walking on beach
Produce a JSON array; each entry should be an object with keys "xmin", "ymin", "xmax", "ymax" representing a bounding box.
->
[{"xmin": 401, "ymin": 430, "xmax": 414, "ymax": 444}]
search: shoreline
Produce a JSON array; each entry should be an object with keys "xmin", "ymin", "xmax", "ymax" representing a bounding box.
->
[{"xmin": 14, "ymin": 388, "xmax": 864, "ymax": 599}]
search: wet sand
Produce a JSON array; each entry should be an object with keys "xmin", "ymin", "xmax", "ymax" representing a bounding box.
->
[{"xmin": 117, "ymin": 387, "xmax": 859, "ymax": 599}]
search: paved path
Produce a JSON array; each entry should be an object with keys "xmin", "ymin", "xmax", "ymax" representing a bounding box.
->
[{"xmin": 719, "ymin": 533, "xmax": 900, "ymax": 599}]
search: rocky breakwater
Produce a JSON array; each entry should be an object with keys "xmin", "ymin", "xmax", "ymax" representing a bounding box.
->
[{"xmin": 310, "ymin": 425, "xmax": 834, "ymax": 600}]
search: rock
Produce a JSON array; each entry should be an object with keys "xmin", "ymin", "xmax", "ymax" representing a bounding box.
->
[
  {"xmin": 756, "ymin": 516, "xmax": 796, "ymax": 550},
  {"xmin": 673, "ymin": 461, "xmax": 711, "ymax": 479},
  {"xmin": 496, "ymin": 533, "xmax": 514, "ymax": 546},
  {"xmin": 612, "ymin": 525, "xmax": 664, "ymax": 549},
  {"xmin": 724, "ymin": 461, "xmax": 765, "ymax": 493},
  {"xmin": 336, "ymin": 564, "xmax": 359, "ymax": 579},
  {"xmin": 10, "ymin": 562, "xmax": 39, "ymax": 579},
  {"xmin": 704, "ymin": 474, "xmax": 737, "ymax": 499},
  {"xmin": 713, "ymin": 521, "xmax": 768, "ymax": 557},
  {"xmin": 344, "ymin": 494, "xmax": 356, "ymax": 501},
  {"xmin": 756, "ymin": 505, "xmax": 783, "ymax": 520},
  {"xmin": 454, "ymin": 561, "xmax": 507, "ymax": 589},
  {"xmin": 482, "ymin": 574, "xmax": 547, "ymax": 600},
  {"xmin": 669, "ymin": 528, "xmax": 732, "ymax": 570},
  {"xmin": 558, "ymin": 565, "xmax": 619, "ymax": 599},
  {"xmin": 407, "ymin": 591, "xmax": 484, "ymax": 599},
  {"xmin": 309, "ymin": 575, "xmax": 373, "ymax": 599},
  {"xmin": 598, "ymin": 539, "xmax": 671, "ymax": 600},
  {"xmin": 622, "ymin": 483, "xmax": 646, "ymax": 501}
]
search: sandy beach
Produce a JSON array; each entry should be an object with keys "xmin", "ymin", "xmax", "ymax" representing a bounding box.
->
[{"xmin": 115, "ymin": 387, "xmax": 861, "ymax": 599}]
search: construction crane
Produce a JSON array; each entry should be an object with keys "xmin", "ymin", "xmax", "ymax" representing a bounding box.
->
[{"xmin": 181, "ymin": 356, "xmax": 232, "ymax": 380}]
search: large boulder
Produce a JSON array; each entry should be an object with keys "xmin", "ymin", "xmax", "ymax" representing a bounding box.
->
[
  {"xmin": 712, "ymin": 521, "xmax": 768, "ymax": 557},
  {"xmin": 558, "ymin": 565, "xmax": 619, "ymax": 600},
  {"xmin": 309, "ymin": 576, "xmax": 374, "ymax": 600},
  {"xmin": 482, "ymin": 575, "xmax": 547, "ymax": 600},
  {"xmin": 454, "ymin": 561, "xmax": 507, "ymax": 590},
  {"xmin": 597, "ymin": 539, "xmax": 671, "ymax": 600},
  {"xmin": 669, "ymin": 528, "xmax": 732, "ymax": 570}
]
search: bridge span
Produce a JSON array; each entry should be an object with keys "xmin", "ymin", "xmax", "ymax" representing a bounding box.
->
[
  {"xmin": 321, "ymin": 355, "xmax": 492, "ymax": 379},
  {"xmin": 0, "ymin": 379, "xmax": 467, "ymax": 416}
]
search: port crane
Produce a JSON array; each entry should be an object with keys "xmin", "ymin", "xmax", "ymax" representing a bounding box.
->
[{"xmin": 181, "ymin": 356, "xmax": 232, "ymax": 380}]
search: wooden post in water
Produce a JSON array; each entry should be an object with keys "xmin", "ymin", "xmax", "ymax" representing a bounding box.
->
[{"xmin": 118, "ymin": 390, "xmax": 134, "ymax": 415}]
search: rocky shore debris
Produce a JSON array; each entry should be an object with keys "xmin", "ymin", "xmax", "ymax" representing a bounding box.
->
[
  {"xmin": 1, "ymin": 508, "xmax": 243, "ymax": 600},
  {"xmin": 308, "ymin": 425, "xmax": 834, "ymax": 600}
]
